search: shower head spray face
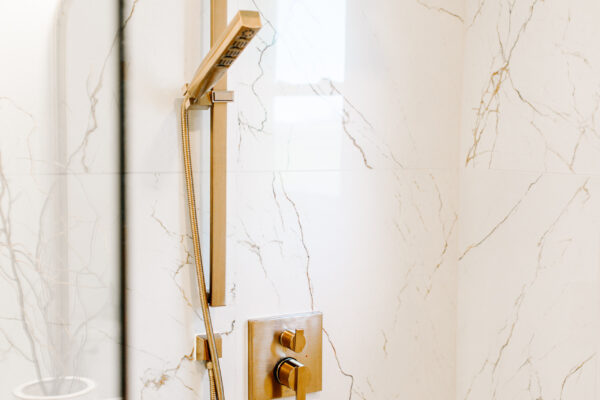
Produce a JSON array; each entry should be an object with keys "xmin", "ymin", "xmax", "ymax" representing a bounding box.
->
[{"xmin": 185, "ymin": 10, "xmax": 262, "ymax": 103}]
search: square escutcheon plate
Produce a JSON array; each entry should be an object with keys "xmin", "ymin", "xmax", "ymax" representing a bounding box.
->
[{"xmin": 248, "ymin": 312, "xmax": 322, "ymax": 400}]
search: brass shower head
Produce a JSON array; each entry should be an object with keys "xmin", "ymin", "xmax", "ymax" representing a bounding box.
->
[{"xmin": 183, "ymin": 10, "xmax": 262, "ymax": 106}]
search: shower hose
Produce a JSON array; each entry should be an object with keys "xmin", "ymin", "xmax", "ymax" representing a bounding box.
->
[{"xmin": 180, "ymin": 101, "xmax": 225, "ymax": 400}]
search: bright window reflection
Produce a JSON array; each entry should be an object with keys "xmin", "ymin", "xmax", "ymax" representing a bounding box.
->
[{"xmin": 275, "ymin": 0, "xmax": 346, "ymax": 84}]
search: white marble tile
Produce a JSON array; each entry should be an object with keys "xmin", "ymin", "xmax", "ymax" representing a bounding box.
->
[
  {"xmin": 127, "ymin": 168, "xmax": 458, "ymax": 399},
  {"xmin": 0, "ymin": 172, "xmax": 120, "ymax": 397},
  {"xmin": 125, "ymin": 0, "xmax": 211, "ymax": 175},
  {"xmin": 0, "ymin": 1, "xmax": 121, "ymax": 398},
  {"xmin": 457, "ymin": 1, "xmax": 600, "ymax": 399},
  {"xmin": 457, "ymin": 170, "xmax": 600, "ymax": 399},
  {"xmin": 10, "ymin": 0, "xmax": 600, "ymax": 399},
  {"xmin": 227, "ymin": 0, "xmax": 464, "ymax": 172},
  {"xmin": 461, "ymin": 0, "xmax": 600, "ymax": 174},
  {"xmin": 124, "ymin": 0, "xmax": 463, "ymax": 398},
  {"xmin": 62, "ymin": 0, "xmax": 120, "ymax": 175}
]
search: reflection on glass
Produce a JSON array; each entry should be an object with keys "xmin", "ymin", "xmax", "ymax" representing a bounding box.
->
[{"xmin": 0, "ymin": 1, "xmax": 121, "ymax": 399}]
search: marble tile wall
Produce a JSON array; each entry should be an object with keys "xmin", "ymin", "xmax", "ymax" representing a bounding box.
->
[
  {"xmin": 124, "ymin": 0, "xmax": 463, "ymax": 398},
  {"xmin": 457, "ymin": 0, "xmax": 600, "ymax": 399},
  {"xmin": 4, "ymin": 0, "xmax": 598, "ymax": 399},
  {"xmin": 0, "ymin": 0, "xmax": 121, "ymax": 398}
]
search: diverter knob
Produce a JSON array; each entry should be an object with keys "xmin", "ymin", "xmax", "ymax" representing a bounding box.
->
[{"xmin": 279, "ymin": 329, "xmax": 306, "ymax": 353}]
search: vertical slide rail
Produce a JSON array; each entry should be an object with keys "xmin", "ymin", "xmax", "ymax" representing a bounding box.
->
[{"xmin": 209, "ymin": 0, "xmax": 227, "ymax": 306}]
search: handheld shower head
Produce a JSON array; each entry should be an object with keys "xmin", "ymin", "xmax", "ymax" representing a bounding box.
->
[
  {"xmin": 178, "ymin": 9, "xmax": 262, "ymax": 400},
  {"xmin": 183, "ymin": 10, "xmax": 262, "ymax": 105}
]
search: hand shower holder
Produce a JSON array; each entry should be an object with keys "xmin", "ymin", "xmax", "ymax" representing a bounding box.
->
[
  {"xmin": 181, "ymin": 85, "xmax": 234, "ymax": 109},
  {"xmin": 196, "ymin": 333, "xmax": 223, "ymax": 360}
]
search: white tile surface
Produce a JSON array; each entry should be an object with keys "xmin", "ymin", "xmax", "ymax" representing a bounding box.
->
[
  {"xmin": 0, "ymin": 0, "xmax": 121, "ymax": 398},
  {"xmin": 458, "ymin": 0, "xmax": 600, "ymax": 398},
  {"xmin": 4, "ymin": 0, "xmax": 600, "ymax": 399},
  {"xmin": 125, "ymin": 0, "xmax": 462, "ymax": 398}
]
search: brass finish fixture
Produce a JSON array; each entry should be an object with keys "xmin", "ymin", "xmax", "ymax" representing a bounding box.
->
[
  {"xmin": 183, "ymin": 10, "xmax": 262, "ymax": 103},
  {"xmin": 280, "ymin": 329, "xmax": 306, "ymax": 353},
  {"xmin": 212, "ymin": 90, "xmax": 235, "ymax": 103},
  {"xmin": 196, "ymin": 334, "xmax": 223, "ymax": 361},
  {"xmin": 180, "ymin": 7, "xmax": 262, "ymax": 400},
  {"xmin": 181, "ymin": 8, "xmax": 262, "ymax": 308},
  {"xmin": 248, "ymin": 312, "xmax": 322, "ymax": 400},
  {"xmin": 274, "ymin": 357, "xmax": 309, "ymax": 400},
  {"xmin": 208, "ymin": 0, "xmax": 228, "ymax": 308}
]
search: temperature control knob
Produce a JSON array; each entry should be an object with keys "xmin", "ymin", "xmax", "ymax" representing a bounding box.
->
[{"xmin": 274, "ymin": 357, "xmax": 309, "ymax": 400}]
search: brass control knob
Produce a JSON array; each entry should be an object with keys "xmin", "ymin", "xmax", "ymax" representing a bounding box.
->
[
  {"xmin": 274, "ymin": 357, "xmax": 309, "ymax": 400},
  {"xmin": 280, "ymin": 329, "xmax": 306, "ymax": 353}
]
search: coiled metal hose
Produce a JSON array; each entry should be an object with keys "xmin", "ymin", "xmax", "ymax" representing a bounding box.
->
[{"xmin": 180, "ymin": 101, "xmax": 224, "ymax": 400}]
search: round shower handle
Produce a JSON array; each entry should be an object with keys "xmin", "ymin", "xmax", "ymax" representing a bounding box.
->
[{"xmin": 280, "ymin": 329, "xmax": 306, "ymax": 353}]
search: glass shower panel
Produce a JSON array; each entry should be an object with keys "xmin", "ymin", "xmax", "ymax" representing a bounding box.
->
[{"xmin": 0, "ymin": 1, "xmax": 122, "ymax": 398}]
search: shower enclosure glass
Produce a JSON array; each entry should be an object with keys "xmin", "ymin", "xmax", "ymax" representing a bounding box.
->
[{"xmin": 0, "ymin": 1, "xmax": 123, "ymax": 398}]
